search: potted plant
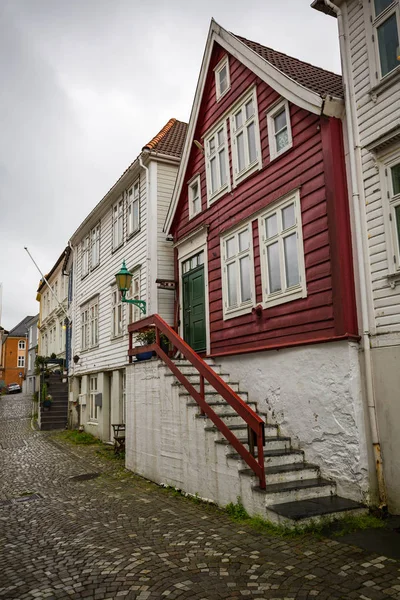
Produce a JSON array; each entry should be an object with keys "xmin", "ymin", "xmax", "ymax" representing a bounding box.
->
[{"xmin": 134, "ymin": 329, "xmax": 170, "ymax": 360}]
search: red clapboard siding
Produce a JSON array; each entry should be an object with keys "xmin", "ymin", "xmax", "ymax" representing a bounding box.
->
[{"xmin": 171, "ymin": 43, "xmax": 357, "ymax": 356}]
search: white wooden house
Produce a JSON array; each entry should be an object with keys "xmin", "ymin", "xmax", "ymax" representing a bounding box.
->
[
  {"xmin": 68, "ymin": 119, "xmax": 187, "ymax": 442},
  {"xmin": 313, "ymin": 0, "xmax": 400, "ymax": 513}
]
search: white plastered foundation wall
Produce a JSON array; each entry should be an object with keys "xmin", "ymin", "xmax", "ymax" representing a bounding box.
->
[{"xmin": 220, "ymin": 340, "xmax": 372, "ymax": 503}]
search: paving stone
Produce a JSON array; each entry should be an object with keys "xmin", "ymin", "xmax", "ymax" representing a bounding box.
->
[{"xmin": 0, "ymin": 393, "xmax": 399, "ymax": 600}]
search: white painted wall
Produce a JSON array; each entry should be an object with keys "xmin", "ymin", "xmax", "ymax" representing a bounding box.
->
[{"xmin": 221, "ymin": 341, "xmax": 372, "ymax": 502}]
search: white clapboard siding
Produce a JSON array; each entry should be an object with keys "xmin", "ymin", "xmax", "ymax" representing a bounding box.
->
[{"xmin": 345, "ymin": 0, "xmax": 400, "ymax": 334}]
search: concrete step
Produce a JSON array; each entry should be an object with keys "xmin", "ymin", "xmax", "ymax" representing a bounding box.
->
[
  {"xmin": 175, "ymin": 381, "xmax": 241, "ymax": 394},
  {"xmin": 184, "ymin": 390, "xmax": 249, "ymax": 403},
  {"xmin": 239, "ymin": 463, "xmax": 320, "ymax": 485},
  {"xmin": 216, "ymin": 436, "xmax": 291, "ymax": 453},
  {"xmin": 265, "ymin": 495, "xmax": 367, "ymax": 526},
  {"xmin": 167, "ymin": 372, "xmax": 231, "ymax": 384},
  {"xmin": 199, "ymin": 411, "xmax": 267, "ymax": 429},
  {"xmin": 205, "ymin": 422, "xmax": 279, "ymax": 438},
  {"xmin": 253, "ymin": 478, "xmax": 336, "ymax": 505},
  {"xmin": 163, "ymin": 363, "xmax": 223, "ymax": 376},
  {"xmin": 40, "ymin": 421, "xmax": 67, "ymax": 431},
  {"xmin": 227, "ymin": 448, "xmax": 305, "ymax": 468}
]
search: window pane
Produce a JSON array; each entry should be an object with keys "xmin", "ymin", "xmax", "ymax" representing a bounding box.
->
[
  {"xmin": 235, "ymin": 111, "xmax": 243, "ymax": 129},
  {"xmin": 226, "ymin": 237, "xmax": 236, "ymax": 258},
  {"xmin": 210, "ymin": 157, "xmax": 217, "ymax": 193},
  {"xmin": 198, "ymin": 251, "xmax": 204, "ymax": 265},
  {"xmin": 219, "ymin": 66, "xmax": 227, "ymax": 94},
  {"xmin": 265, "ymin": 213, "xmax": 278, "ymax": 239},
  {"xmin": 276, "ymin": 128, "xmax": 289, "ymax": 152},
  {"xmin": 239, "ymin": 256, "xmax": 251, "ymax": 302},
  {"xmin": 217, "ymin": 129, "xmax": 225, "ymax": 147},
  {"xmin": 209, "ymin": 138, "xmax": 215, "ymax": 154},
  {"xmin": 392, "ymin": 163, "xmax": 400, "ymax": 195},
  {"xmin": 238, "ymin": 229, "xmax": 249, "ymax": 252},
  {"xmin": 374, "ymin": 0, "xmax": 394, "ymax": 16},
  {"xmin": 133, "ymin": 199, "xmax": 139, "ymax": 229},
  {"xmin": 284, "ymin": 233, "xmax": 300, "ymax": 287},
  {"xmin": 282, "ymin": 203, "xmax": 296, "ymax": 229},
  {"xmin": 237, "ymin": 132, "xmax": 245, "ymax": 172},
  {"xmin": 219, "ymin": 149, "xmax": 227, "ymax": 186},
  {"xmin": 245, "ymin": 99, "xmax": 254, "ymax": 120},
  {"xmin": 193, "ymin": 197, "xmax": 201, "ymax": 214},
  {"xmin": 191, "ymin": 181, "xmax": 198, "ymax": 200},
  {"xmin": 274, "ymin": 108, "xmax": 287, "ymax": 132},
  {"xmin": 395, "ymin": 205, "xmax": 400, "ymax": 252},
  {"xmin": 247, "ymin": 122, "xmax": 257, "ymax": 164},
  {"xmin": 227, "ymin": 263, "xmax": 237, "ymax": 307},
  {"xmin": 377, "ymin": 13, "xmax": 399, "ymax": 76},
  {"xmin": 267, "ymin": 242, "xmax": 281, "ymax": 293}
]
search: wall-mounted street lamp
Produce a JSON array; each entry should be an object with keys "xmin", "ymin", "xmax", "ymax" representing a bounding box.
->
[{"xmin": 115, "ymin": 260, "xmax": 146, "ymax": 315}]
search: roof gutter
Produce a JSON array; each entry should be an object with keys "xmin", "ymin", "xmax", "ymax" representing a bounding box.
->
[{"xmin": 322, "ymin": 0, "xmax": 387, "ymax": 509}]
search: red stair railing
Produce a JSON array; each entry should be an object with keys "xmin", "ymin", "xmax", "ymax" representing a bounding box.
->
[{"xmin": 128, "ymin": 314, "xmax": 266, "ymax": 489}]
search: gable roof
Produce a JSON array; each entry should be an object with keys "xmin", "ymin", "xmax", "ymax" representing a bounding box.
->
[
  {"xmin": 37, "ymin": 247, "xmax": 69, "ymax": 293},
  {"xmin": 7, "ymin": 316, "xmax": 35, "ymax": 338},
  {"xmin": 235, "ymin": 35, "xmax": 342, "ymax": 98},
  {"xmin": 164, "ymin": 20, "xmax": 344, "ymax": 234},
  {"xmin": 70, "ymin": 118, "xmax": 187, "ymax": 244}
]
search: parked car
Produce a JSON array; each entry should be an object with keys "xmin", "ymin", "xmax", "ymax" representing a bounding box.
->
[{"xmin": 7, "ymin": 383, "xmax": 21, "ymax": 394}]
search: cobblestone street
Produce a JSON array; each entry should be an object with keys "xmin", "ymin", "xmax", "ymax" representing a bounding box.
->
[{"xmin": 1, "ymin": 394, "xmax": 400, "ymax": 600}]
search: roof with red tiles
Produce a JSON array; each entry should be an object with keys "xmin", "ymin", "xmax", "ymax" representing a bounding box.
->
[
  {"xmin": 235, "ymin": 34, "xmax": 343, "ymax": 99},
  {"xmin": 142, "ymin": 118, "xmax": 188, "ymax": 157}
]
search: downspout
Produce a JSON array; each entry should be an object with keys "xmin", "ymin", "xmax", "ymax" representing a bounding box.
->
[
  {"xmin": 322, "ymin": 0, "xmax": 387, "ymax": 508},
  {"xmin": 139, "ymin": 153, "xmax": 151, "ymax": 314}
]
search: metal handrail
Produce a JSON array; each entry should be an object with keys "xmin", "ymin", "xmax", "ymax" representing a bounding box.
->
[{"xmin": 128, "ymin": 314, "xmax": 266, "ymax": 489}]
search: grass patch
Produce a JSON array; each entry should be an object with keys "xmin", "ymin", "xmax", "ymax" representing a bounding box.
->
[
  {"xmin": 95, "ymin": 444, "xmax": 125, "ymax": 461},
  {"xmin": 224, "ymin": 497, "xmax": 386, "ymax": 539},
  {"xmin": 55, "ymin": 430, "xmax": 101, "ymax": 446}
]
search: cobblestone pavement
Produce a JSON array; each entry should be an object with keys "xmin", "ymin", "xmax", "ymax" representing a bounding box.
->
[{"xmin": 1, "ymin": 394, "xmax": 400, "ymax": 600}]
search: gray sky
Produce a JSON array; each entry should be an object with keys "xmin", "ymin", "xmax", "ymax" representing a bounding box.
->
[{"xmin": 0, "ymin": 0, "xmax": 340, "ymax": 331}]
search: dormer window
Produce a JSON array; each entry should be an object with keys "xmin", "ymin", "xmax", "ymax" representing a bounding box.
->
[
  {"xmin": 215, "ymin": 56, "xmax": 230, "ymax": 101},
  {"xmin": 267, "ymin": 99, "xmax": 293, "ymax": 161}
]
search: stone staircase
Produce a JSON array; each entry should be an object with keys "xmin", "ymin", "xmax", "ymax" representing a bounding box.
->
[
  {"xmin": 167, "ymin": 358, "xmax": 365, "ymax": 526},
  {"xmin": 40, "ymin": 373, "xmax": 68, "ymax": 431}
]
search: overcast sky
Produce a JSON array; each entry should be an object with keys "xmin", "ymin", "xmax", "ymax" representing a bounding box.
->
[{"xmin": 0, "ymin": 0, "xmax": 340, "ymax": 331}]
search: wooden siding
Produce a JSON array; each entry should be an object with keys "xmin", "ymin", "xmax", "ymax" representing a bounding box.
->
[
  {"xmin": 346, "ymin": 0, "xmax": 400, "ymax": 335},
  {"xmin": 171, "ymin": 44, "xmax": 357, "ymax": 355}
]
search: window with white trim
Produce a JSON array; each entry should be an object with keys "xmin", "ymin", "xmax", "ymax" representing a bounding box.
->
[
  {"xmin": 127, "ymin": 272, "xmax": 141, "ymax": 324},
  {"xmin": 221, "ymin": 223, "xmax": 255, "ymax": 319},
  {"xmin": 18, "ymin": 340, "xmax": 26, "ymax": 350},
  {"xmin": 231, "ymin": 89, "xmax": 261, "ymax": 182},
  {"xmin": 188, "ymin": 175, "xmax": 202, "ymax": 219},
  {"xmin": 383, "ymin": 153, "xmax": 400, "ymax": 271},
  {"xmin": 112, "ymin": 197, "xmax": 124, "ymax": 249},
  {"xmin": 91, "ymin": 223, "xmax": 100, "ymax": 268},
  {"xmin": 81, "ymin": 297, "xmax": 99, "ymax": 350},
  {"xmin": 215, "ymin": 55, "xmax": 230, "ymax": 100},
  {"xmin": 18, "ymin": 356, "xmax": 25, "ymax": 368},
  {"xmin": 127, "ymin": 181, "xmax": 140, "ymax": 236},
  {"xmin": 259, "ymin": 191, "xmax": 306, "ymax": 307},
  {"xmin": 205, "ymin": 122, "xmax": 230, "ymax": 203},
  {"xmin": 81, "ymin": 235, "xmax": 90, "ymax": 277},
  {"xmin": 111, "ymin": 287, "xmax": 122, "ymax": 337},
  {"xmin": 372, "ymin": 0, "xmax": 400, "ymax": 79},
  {"xmin": 267, "ymin": 99, "xmax": 293, "ymax": 161},
  {"xmin": 89, "ymin": 375, "xmax": 98, "ymax": 422}
]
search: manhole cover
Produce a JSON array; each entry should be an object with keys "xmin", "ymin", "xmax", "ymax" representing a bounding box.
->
[
  {"xmin": 69, "ymin": 473, "xmax": 100, "ymax": 482},
  {"xmin": 0, "ymin": 493, "xmax": 42, "ymax": 507}
]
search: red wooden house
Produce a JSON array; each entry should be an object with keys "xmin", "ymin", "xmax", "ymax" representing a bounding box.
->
[{"xmin": 163, "ymin": 21, "xmax": 373, "ymax": 505}]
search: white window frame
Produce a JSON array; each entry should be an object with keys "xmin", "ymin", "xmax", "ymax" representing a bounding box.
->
[
  {"xmin": 91, "ymin": 223, "xmax": 100, "ymax": 269},
  {"xmin": 188, "ymin": 174, "xmax": 202, "ymax": 219},
  {"xmin": 89, "ymin": 375, "xmax": 98, "ymax": 422},
  {"xmin": 259, "ymin": 190, "xmax": 306, "ymax": 308},
  {"xmin": 81, "ymin": 297, "xmax": 99, "ymax": 351},
  {"xmin": 371, "ymin": 0, "xmax": 400, "ymax": 81},
  {"xmin": 230, "ymin": 88, "xmax": 262, "ymax": 185},
  {"xmin": 127, "ymin": 271, "xmax": 141, "ymax": 324},
  {"xmin": 214, "ymin": 55, "xmax": 230, "ymax": 101},
  {"xmin": 205, "ymin": 120, "xmax": 231, "ymax": 205},
  {"xmin": 381, "ymin": 150, "xmax": 400, "ymax": 274},
  {"xmin": 111, "ymin": 287, "xmax": 123, "ymax": 338},
  {"xmin": 266, "ymin": 99, "xmax": 293, "ymax": 162},
  {"xmin": 18, "ymin": 355, "xmax": 25, "ymax": 368},
  {"xmin": 18, "ymin": 340, "xmax": 26, "ymax": 350},
  {"xmin": 81, "ymin": 235, "xmax": 90, "ymax": 277},
  {"xmin": 127, "ymin": 181, "xmax": 140, "ymax": 237},
  {"xmin": 112, "ymin": 197, "xmax": 124, "ymax": 249},
  {"xmin": 221, "ymin": 221, "xmax": 256, "ymax": 320}
]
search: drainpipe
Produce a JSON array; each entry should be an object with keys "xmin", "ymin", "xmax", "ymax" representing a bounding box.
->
[
  {"xmin": 322, "ymin": 0, "xmax": 387, "ymax": 508},
  {"xmin": 139, "ymin": 153, "xmax": 152, "ymax": 315}
]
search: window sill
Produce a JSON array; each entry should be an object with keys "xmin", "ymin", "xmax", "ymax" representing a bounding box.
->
[
  {"xmin": 233, "ymin": 160, "xmax": 262, "ymax": 188},
  {"xmin": 263, "ymin": 287, "xmax": 306, "ymax": 309},
  {"xmin": 369, "ymin": 66, "xmax": 400, "ymax": 98},
  {"xmin": 87, "ymin": 421, "xmax": 99, "ymax": 426},
  {"xmin": 110, "ymin": 334, "xmax": 124, "ymax": 342},
  {"xmin": 111, "ymin": 242, "xmax": 124, "ymax": 255},
  {"xmin": 207, "ymin": 184, "xmax": 230, "ymax": 207},
  {"xmin": 269, "ymin": 142, "xmax": 293, "ymax": 163},
  {"xmin": 127, "ymin": 228, "xmax": 141, "ymax": 241},
  {"xmin": 223, "ymin": 303, "xmax": 254, "ymax": 320},
  {"xmin": 216, "ymin": 86, "xmax": 231, "ymax": 103},
  {"xmin": 80, "ymin": 344, "xmax": 99, "ymax": 353},
  {"xmin": 188, "ymin": 210, "xmax": 202, "ymax": 221},
  {"xmin": 387, "ymin": 271, "xmax": 400, "ymax": 288},
  {"xmin": 91, "ymin": 263, "xmax": 100, "ymax": 273},
  {"xmin": 81, "ymin": 272, "xmax": 89, "ymax": 281}
]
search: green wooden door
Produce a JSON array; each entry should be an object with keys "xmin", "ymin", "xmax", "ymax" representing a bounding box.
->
[{"xmin": 182, "ymin": 255, "xmax": 206, "ymax": 353}]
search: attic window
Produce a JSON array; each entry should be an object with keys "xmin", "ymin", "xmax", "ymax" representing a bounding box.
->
[
  {"xmin": 267, "ymin": 99, "xmax": 293, "ymax": 161},
  {"xmin": 215, "ymin": 56, "xmax": 230, "ymax": 101}
]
